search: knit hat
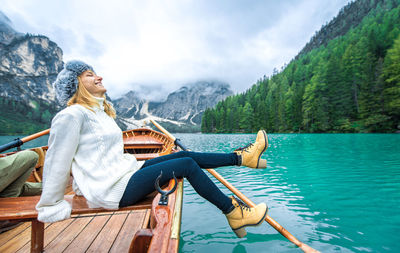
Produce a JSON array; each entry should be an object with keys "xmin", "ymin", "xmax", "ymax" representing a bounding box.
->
[{"xmin": 53, "ymin": 60, "xmax": 95, "ymax": 105}]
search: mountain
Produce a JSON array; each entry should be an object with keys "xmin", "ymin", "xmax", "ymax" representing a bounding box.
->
[
  {"xmin": 0, "ymin": 11, "xmax": 63, "ymax": 135},
  {"xmin": 113, "ymin": 81, "xmax": 233, "ymax": 132},
  {"xmin": 0, "ymin": 11, "xmax": 233, "ymax": 134},
  {"xmin": 202, "ymin": 0, "xmax": 400, "ymax": 133},
  {"xmin": 297, "ymin": 0, "xmax": 383, "ymax": 57}
]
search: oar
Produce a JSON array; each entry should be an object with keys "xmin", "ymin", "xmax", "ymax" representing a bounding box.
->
[
  {"xmin": 0, "ymin": 129, "xmax": 50, "ymax": 153},
  {"xmin": 150, "ymin": 119, "xmax": 319, "ymax": 253}
]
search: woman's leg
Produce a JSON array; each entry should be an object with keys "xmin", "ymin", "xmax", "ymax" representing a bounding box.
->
[
  {"xmin": 0, "ymin": 150, "xmax": 38, "ymax": 197},
  {"xmin": 142, "ymin": 151, "xmax": 239, "ymax": 169},
  {"xmin": 119, "ymin": 157, "xmax": 234, "ymax": 213}
]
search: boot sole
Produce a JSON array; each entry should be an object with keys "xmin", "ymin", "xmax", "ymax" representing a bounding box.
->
[
  {"xmin": 256, "ymin": 130, "xmax": 268, "ymax": 168},
  {"xmin": 232, "ymin": 205, "xmax": 269, "ymax": 237}
]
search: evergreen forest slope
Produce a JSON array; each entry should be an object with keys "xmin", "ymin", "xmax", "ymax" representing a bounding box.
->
[{"xmin": 202, "ymin": 0, "xmax": 400, "ymax": 133}]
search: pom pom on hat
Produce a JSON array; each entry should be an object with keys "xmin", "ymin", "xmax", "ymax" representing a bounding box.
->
[{"xmin": 53, "ymin": 60, "xmax": 94, "ymax": 105}]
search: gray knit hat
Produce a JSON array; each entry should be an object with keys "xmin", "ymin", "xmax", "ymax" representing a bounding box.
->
[{"xmin": 53, "ymin": 60, "xmax": 95, "ymax": 105}]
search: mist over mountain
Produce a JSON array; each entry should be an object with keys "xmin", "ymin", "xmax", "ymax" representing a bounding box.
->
[{"xmin": 0, "ymin": 11, "xmax": 22, "ymax": 44}]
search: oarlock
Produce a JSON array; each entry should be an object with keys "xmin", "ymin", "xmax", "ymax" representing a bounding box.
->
[{"xmin": 154, "ymin": 171, "xmax": 178, "ymax": 205}]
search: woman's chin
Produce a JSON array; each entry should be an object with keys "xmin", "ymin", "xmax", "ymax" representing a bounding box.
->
[{"xmin": 99, "ymin": 88, "xmax": 107, "ymax": 96}]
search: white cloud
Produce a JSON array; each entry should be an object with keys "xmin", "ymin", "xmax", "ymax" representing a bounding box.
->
[{"xmin": 1, "ymin": 0, "xmax": 351, "ymax": 99}]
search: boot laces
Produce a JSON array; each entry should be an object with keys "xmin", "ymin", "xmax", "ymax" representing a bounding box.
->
[
  {"xmin": 233, "ymin": 196, "xmax": 252, "ymax": 216},
  {"xmin": 234, "ymin": 143, "xmax": 254, "ymax": 153}
]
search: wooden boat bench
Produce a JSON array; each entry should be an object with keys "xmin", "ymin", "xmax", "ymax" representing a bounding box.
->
[
  {"xmin": 0, "ymin": 194, "xmax": 154, "ymax": 253},
  {"xmin": 0, "ymin": 129, "xmax": 181, "ymax": 252}
]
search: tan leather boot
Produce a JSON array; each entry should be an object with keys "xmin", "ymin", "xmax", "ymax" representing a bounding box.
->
[
  {"xmin": 225, "ymin": 196, "xmax": 268, "ymax": 238},
  {"xmin": 235, "ymin": 130, "xmax": 268, "ymax": 168}
]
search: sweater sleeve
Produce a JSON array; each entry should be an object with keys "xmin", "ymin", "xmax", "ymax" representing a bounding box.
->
[{"xmin": 36, "ymin": 109, "xmax": 82, "ymax": 223}]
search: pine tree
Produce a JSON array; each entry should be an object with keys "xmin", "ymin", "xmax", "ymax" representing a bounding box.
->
[
  {"xmin": 383, "ymin": 33, "xmax": 400, "ymax": 129},
  {"xmin": 239, "ymin": 102, "xmax": 253, "ymax": 132}
]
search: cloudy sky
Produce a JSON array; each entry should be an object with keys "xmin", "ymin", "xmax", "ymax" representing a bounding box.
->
[{"xmin": 1, "ymin": 0, "xmax": 351, "ymax": 100}]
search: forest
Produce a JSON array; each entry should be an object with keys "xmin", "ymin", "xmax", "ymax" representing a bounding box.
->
[
  {"xmin": 0, "ymin": 96, "xmax": 56, "ymax": 135},
  {"xmin": 202, "ymin": 0, "xmax": 400, "ymax": 133}
]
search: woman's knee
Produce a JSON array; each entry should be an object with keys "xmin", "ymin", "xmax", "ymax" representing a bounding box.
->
[{"xmin": 178, "ymin": 157, "xmax": 201, "ymax": 175}]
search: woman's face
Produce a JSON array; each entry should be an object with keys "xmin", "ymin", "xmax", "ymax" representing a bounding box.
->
[{"xmin": 79, "ymin": 70, "xmax": 106, "ymax": 97}]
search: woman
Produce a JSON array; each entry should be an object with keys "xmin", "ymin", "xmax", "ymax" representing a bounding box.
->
[{"xmin": 36, "ymin": 60, "xmax": 268, "ymax": 238}]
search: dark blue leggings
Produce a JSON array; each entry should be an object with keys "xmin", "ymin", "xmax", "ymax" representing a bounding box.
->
[{"xmin": 119, "ymin": 151, "xmax": 238, "ymax": 213}]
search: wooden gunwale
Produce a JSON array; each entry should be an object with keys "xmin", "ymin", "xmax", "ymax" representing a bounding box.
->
[{"xmin": 0, "ymin": 127, "xmax": 183, "ymax": 253}]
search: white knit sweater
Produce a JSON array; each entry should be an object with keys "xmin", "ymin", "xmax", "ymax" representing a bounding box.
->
[{"xmin": 36, "ymin": 97, "xmax": 144, "ymax": 223}]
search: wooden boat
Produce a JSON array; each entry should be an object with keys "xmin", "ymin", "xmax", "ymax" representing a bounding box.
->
[{"xmin": 0, "ymin": 128, "xmax": 183, "ymax": 253}]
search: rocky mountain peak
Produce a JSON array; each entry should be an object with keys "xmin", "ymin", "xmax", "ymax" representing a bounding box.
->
[
  {"xmin": 0, "ymin": 11, "xmax": 64, "ymax": 134},
  {"xmin": 0, "ymin": 11, "xmax": 63, "ymax": 104},
  {"xmin": 112, "ymin": 90, "xmax": 145, "ymax": 118},
  {"xmin": 157, "ymin": 81, "xmax": 232, "ymax": 123},
  {"xmin": 113, "ymin": 80, "xmax": 234, "ymax": 130}
]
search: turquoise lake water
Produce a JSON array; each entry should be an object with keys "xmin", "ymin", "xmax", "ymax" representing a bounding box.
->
[{"xmin": 1, "ymin": 133, "xmax": 399, "ymax": 252}]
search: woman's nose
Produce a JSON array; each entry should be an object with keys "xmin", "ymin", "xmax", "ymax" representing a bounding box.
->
[{"xmin": 96, "ymin": 75, "xmax": 103, "ymax": 81}]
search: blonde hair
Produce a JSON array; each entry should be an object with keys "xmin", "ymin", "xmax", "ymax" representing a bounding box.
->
[{"xmin": 67, "ymin": 74, "xmax": 116, "ymax": 118}]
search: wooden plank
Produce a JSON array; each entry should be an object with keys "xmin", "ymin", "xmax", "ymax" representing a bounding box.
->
[
  {"xmin": 63, "ymin": 215, "xmax": 110, "ymax": 253},
  {"xmin": 86, "ymin": 213, "xmax": 128, "ymax": 252},
  {"xmin": 168, "ymin": 181, "xmax": 184, "ymax": 253},
  {"xmin": 0, "ymin": 207, "xmax": 152, "ymax": 252},
  {"xmin": 0, "ymin": 222, "xmax": 33, "ymax": 252},
  {"xmin": 68, "ymin": 195, "xmax": 154, "ymax": 216},
  {"xmin": 72, "ymin": 210, "xmax": 120, "ymax": 217},
  {"xmin": 0, "ymin": 222, "xmax": 50, "ymax": 253},
  {"xmin": 44, "ymin": 216, "xmax": 93, "ymax": 252},
  {"xmin": 0, "ymin": 193, "xmax": 154, "ymax": 220},
  {"xmin": 16, "ymin": 219, "xmax": 74, "ymax": 253},
  {"xmin": 43, "ymin": 218, "xmax": 75, "ymax": 247},
  {"xmin": 134, "ymin": 153, "xmax": 159, "ymax": 160},
  {"xmin": 126, "ymin": 144, "xmax": 163, "ymax": 149},
  {"xmin": 123, "ymin": 135, "xmax": 164, "ymax": 146},
  {"xmin": 0, "ymin": 222, "xmax": 30, "ymax": 247},
  {"xmin": 170, "ymin": 181, "xmax": 183, "ymax": 239},
  {"xmin": 13, "ymin": 211, "xmax": 150, "ymax": 253},
  {"xmin": 128, "ymin": 210, "xmax": 152, "ymax": 253},
  {"xmin": 142, "ymin": 209, "xmax": 151, "ymax": 228},
  {"xmin": 112, "ymin": 210, "xmax": 131, "ymax": 214},
  {"xmin": 109, "ymin": 210, "xmax": 148, "ymax": 253},
  {"xmin": 0, "ymin": 196, "xmax": 41, "ymax": 220}
]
